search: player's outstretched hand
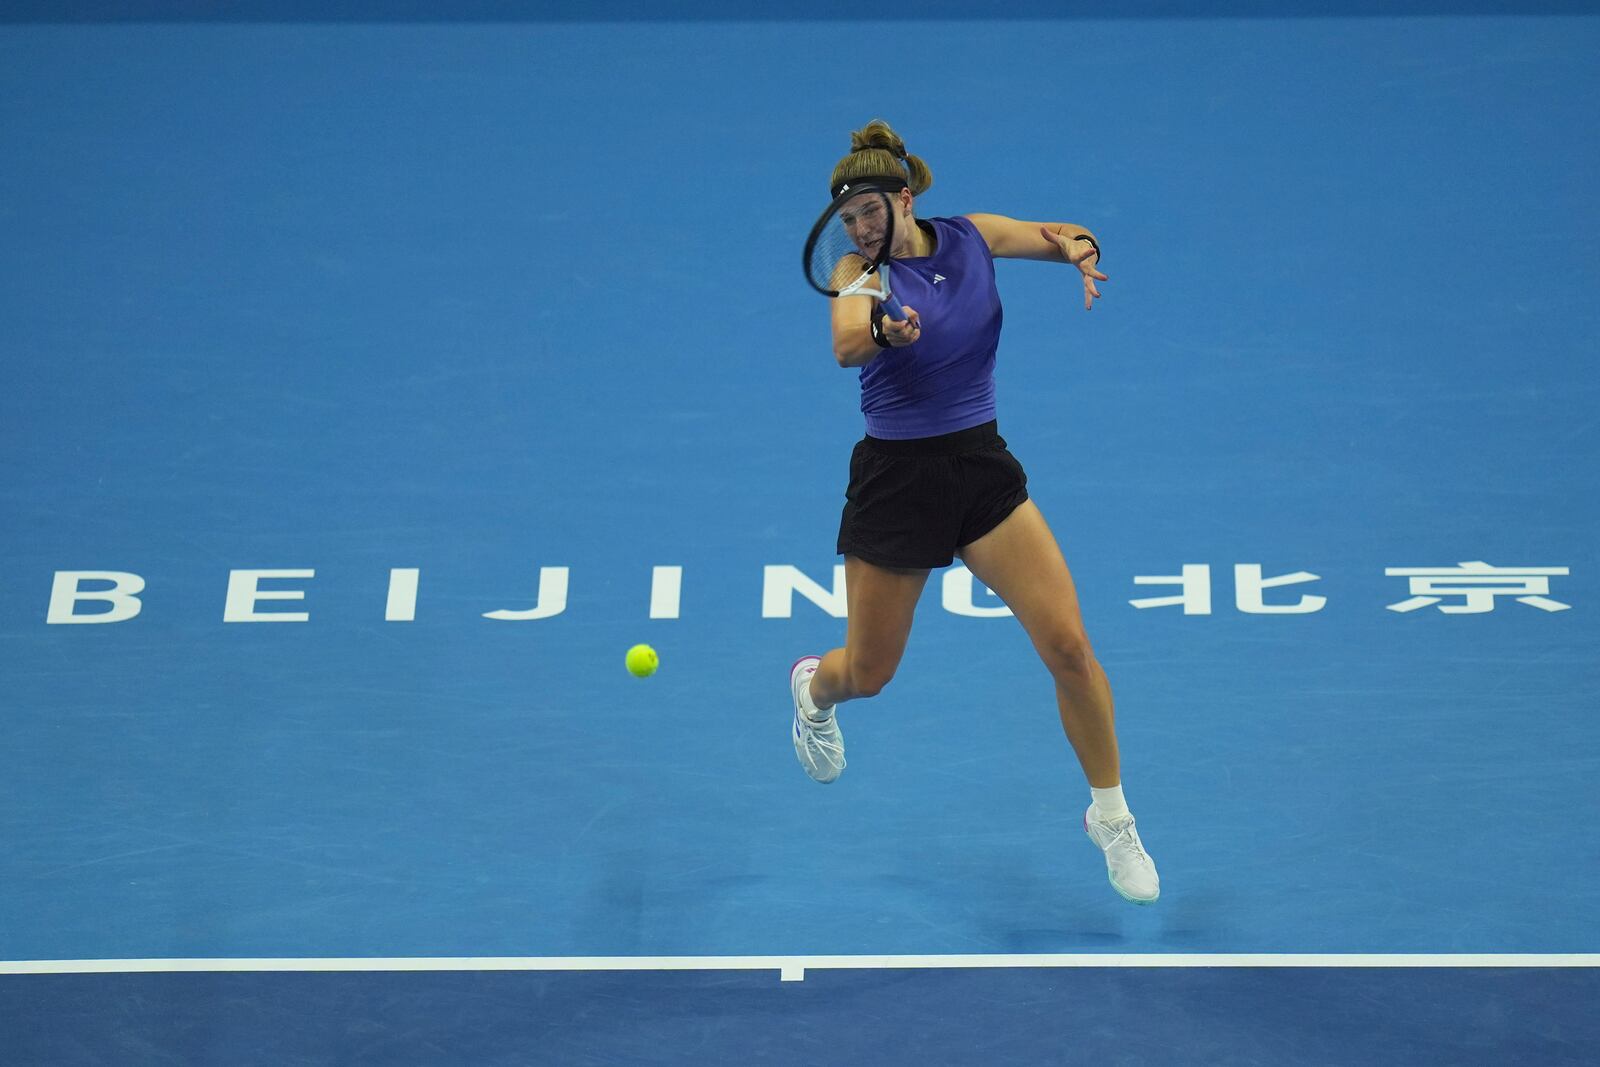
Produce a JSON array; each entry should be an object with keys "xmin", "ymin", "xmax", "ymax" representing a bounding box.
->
[{"xmin": 1041, "ymin": 226, "xmax": 1108, "ymax": 310}]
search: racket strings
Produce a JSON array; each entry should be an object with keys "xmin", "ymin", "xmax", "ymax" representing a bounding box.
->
[{"xmin": 804, "ymin": 193, "xmax": 892, "ymax": 296}]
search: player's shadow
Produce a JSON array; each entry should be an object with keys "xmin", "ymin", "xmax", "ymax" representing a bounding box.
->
[{"xmin": 893, "ymin": 845, "xmax": 1234, "ymax": 954}]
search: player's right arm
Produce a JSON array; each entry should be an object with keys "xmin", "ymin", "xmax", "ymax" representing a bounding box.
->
[
  {"xmin": 831, "ymin": 290, "xmax": 881, "ymax": 367},
  {"xmin": 829, "ymin": 256, "xmax": 920, "ymax": 367}
]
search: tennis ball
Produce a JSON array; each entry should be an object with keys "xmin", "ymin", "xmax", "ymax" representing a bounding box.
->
[{"xmin": 625, "ymin": 643, "xmax": 659, "ymax": 678}]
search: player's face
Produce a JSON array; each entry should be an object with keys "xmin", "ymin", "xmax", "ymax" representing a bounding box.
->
[{"xmin": 839, "ymin": 194, "xmax": 890, "ymax": 258}]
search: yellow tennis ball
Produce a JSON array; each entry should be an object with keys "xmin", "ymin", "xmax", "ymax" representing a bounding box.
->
[{"xmin": 625, "ymin": 643, "xmax": 659, "ymax": 678}]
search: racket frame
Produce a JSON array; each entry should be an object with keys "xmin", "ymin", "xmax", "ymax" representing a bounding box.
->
[{"xmin": 801, "ymin": 182, "xmax": 907, "ymax": 321}]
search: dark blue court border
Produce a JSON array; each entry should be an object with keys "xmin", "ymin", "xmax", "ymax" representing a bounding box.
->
[
  {"xmin": 6, "ymin": 1, "xmax": 1600, "ymax": 22},
  {"xmin": 2, "ymin": 966, "xmax": 1595, "ymax": 1065}
]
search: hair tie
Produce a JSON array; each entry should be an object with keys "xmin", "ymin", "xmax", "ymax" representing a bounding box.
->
[{"xmin": 856, "ymin": 143, "xmax": 907, "ymax": 163}]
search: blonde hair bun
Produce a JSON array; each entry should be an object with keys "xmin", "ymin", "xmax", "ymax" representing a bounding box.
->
[{"xmin": 830, "ymin": 118, "xmax": 933, "ymax": 197}]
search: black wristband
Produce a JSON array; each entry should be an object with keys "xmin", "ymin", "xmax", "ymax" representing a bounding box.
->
[
  {"xmin": 869, "ymin": 305, "xmax": 892, "ymax": 348},
  {"xmin": 1073, "ymin": 234, "xmax": 1101, "ymax": 261}
]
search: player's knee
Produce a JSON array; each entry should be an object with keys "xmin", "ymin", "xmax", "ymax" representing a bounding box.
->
[
  {"xmin": 846, "ymin": 658, "xmax": 898, "ymax": 699},
  {"xmin": 1040, "ymin": 627, "xmax": 1096, "ymax": 680}
]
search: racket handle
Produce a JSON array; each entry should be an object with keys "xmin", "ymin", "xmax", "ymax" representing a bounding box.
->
[{"xmin": 874, "ymin": 263, "xmax": 906, "ymax": 320}]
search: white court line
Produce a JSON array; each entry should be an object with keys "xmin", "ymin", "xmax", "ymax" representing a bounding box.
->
[{"xmin": 3, "ymin": 954, "xmax": 1597, "ymax": 982}]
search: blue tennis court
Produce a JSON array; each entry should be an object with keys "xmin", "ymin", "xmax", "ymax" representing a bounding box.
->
[{"xmin": 2, "ymin": 2, "xmax": 1597, "ymax": 1062}]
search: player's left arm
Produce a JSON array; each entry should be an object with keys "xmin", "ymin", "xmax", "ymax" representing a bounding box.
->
[{"xmin": 964, "ymin": 213, "xmax": 1108, "ymax": 310}]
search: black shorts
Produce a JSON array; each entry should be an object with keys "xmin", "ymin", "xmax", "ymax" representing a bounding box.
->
[{"xmin": 836, "ymin": 419, "xmax": 1030, "ymax": 570}]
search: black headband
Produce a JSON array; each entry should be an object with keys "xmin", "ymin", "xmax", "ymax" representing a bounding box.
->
[{"xmin": 830, "ymin": 175, "xmax": 908, "ymax": 199}]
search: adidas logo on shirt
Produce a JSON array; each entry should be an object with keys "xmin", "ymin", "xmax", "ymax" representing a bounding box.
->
[{"xmin": 933, "ymin": 274, "xmax": 946, "ymax": 284}]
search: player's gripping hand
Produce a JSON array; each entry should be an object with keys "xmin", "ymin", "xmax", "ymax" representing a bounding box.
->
[
  {"xmin": 1041, "ymin": 226, "xmax": 1108, "ymax": 311},
  {"xmin": 882, "ymin": 305, "xmax": 922, "ymax": 346}
]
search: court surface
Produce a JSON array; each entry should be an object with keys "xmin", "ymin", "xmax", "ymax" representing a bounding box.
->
[{"xmin": 2, "ymin": 2, "xmax": 1597, "ymax": 1062}]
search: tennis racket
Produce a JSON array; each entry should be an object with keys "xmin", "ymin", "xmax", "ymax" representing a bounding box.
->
[{"xmin": 801, "ymin": 182, "xmax": 908, "ymax": 321}]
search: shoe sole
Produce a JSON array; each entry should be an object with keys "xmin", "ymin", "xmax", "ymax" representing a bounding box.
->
[{"xmin": 1105, "ymin": 869, "xmax": 1159, "ymax": 905}]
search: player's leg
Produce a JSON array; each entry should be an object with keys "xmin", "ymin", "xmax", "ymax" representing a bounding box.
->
[
  {"xmin": 808, "ymin": 554, "xmax": 931, "ymax": 709},
  {"xmin": 956, "ymin": 499, "xmax": 1118, "ymax": 786},
  {"xmin": 795, "ymin": 433, "xmax": 944, "ymax": 783},
  {"xmin": 791, "ymin": 555, "xmax": 929, "ymax": 784},
  {"xmin": 957, "ymin": 498, "xmax": 1159, "ymax": 903}
]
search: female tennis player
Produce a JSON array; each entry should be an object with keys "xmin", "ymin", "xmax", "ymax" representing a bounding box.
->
[{"xmin": 790, "ymin": 119, "xmax": 1159, "ymax": 905}]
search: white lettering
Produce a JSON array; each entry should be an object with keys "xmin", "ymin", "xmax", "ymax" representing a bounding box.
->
[
  {"xmin": 763, "ymin": 565, "xmax": 847, "ymax": 619},
  {"xmin": 47, "ymin": 571, "xmax": 145, "ymax": 625},
  {"xmin": 1385, "ymin": 561, "xmax": 1572, "ymax": 614},
  {"xmin": 1235, "ymin": 565, "xmax": 1326, "ymax": 614},
  {"xmin": 11, "ymin": 558, "xmax": 1577, "ymax": 626},
  {"xmin": 484, "ymin": 567, "xmax": 570, "ymax": 621},
  {"xmin": 1130, "ymin": 565, "xmax": 1212, "ymax": 615},
  {"xmin": 225, "ymin": 569, "xmax": 314, "ymax": 623},
  {"xmin": 650, "ymin": 566, "xmax": 682, "ymax": 619},
  {"xmin": 386, "ymin": 568, "xmax": 420, "ymax": 621}
]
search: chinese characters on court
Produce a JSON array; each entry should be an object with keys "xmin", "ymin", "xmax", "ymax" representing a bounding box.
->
[{"xmin": 1129, "ymin": 561, "xmax": 1572, "ymax": 615}]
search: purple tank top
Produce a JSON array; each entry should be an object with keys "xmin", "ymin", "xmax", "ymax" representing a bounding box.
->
[{"xmin": 858, "ymin": 215, "xmax": 1003, "ymax": 439}]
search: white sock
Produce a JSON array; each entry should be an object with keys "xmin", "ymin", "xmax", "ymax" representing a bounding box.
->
[
  {"xmin": 1090, "ymin": 784, "xmax": 1130, "ymax": 823},
  {"xmin": 801, "ymin": 676, "xmax": 834, "ymax": 722}
]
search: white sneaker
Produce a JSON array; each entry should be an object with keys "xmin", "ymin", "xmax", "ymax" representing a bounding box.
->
[
  {"xmin": 791, "ymin": 656, "xmax": 844, "ymax": 784},
  {"xmin": 1085, "ymin": 806, "xmax": 1160, "ymax": 904}
]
